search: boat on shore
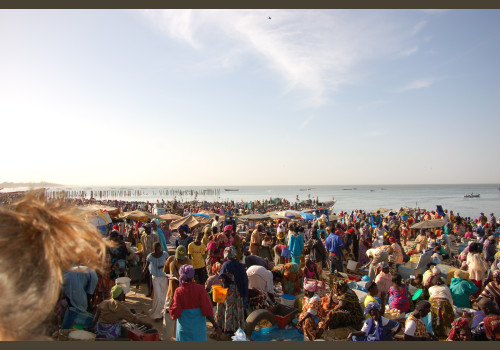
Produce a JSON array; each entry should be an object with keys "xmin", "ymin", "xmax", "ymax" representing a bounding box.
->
[
  {"xmin": 464, "ymin": 193, "xmax": 480, "ymax": 198},
  {"xmin": 224, "ymin": 189, "xmax": 239, "ymax": 192}
]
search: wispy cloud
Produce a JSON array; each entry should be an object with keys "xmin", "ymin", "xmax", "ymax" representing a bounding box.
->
[
  {"xmin": 399, "ymin": 77, "xmax": 435, "ymax": 92},
  {"xmin": 365, "ymin": 130, "xmax": 384, "ymax": 137},
  {"xmin": 412, "ymin": 20, "xmax": 427, "ymax": 35},
  {"xmin": 140, "ymin": 10, "xmax": 429, "ymax": 107},
  {"xmin": 300, "ymin": 114, "xmax": 315, "ymax": 129},
  {"xmin": 401, "ymin": 46, "xmax": 419, "ymax": 56}
]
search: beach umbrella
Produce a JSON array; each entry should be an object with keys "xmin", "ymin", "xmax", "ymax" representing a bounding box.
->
[
  {"xmin": 300, "ymin": 213, "xmax": 315, "ymax": 221},
  {"xmin": 122, "ymin": 210, "xmax": 150, "ymax": 221},
  {"xmin": 159, "ymin": 213, "xmax": 182, "ymax": 220},
  {"xmin": 410, "ymin": 219, "xmax": 447, "ymax": 230},
  {"xmin": 277, "ymin": 210, "xmax": 302, "ymax": 219},
  {"xmin": 270, "ymin": 214, "xmax": 291, "ymax": 220},
  {"xmin": 370, "ymin": 208, "xmax": 392, "ymax": 214},
  {"xmin": 192, "ymin": 213, "xmax": 210, "ymax": 218},
  {"xmin": 86, "ymin": 210, "xmax": 112, "ymax": 226},
  {"xmin": 81, "ymin": 204, "xmax": 122, "ymax": 218},
  {"xmin": 239, "ymin": 213, "xmax": 270, "ymax": 221}
]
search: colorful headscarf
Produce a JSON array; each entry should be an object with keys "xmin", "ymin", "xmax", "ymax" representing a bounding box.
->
[
  {"xmin": 446, "ymin": 317, "xmax": 470, "ymax": 341},
  {"xmin": 212, "ymin": 262, "xmax": 222, "ymax": 275},
  {"xmin": 303, "ymin": 277, "xmax": 325, "ymax": 293},
  {"xmin": 111, "ymin": 284, "xmax": 123, "ymax": 299},
  {"xmin": 364, "ymin": 301, "xmax": 381, "ymax": 317},
  {"xmin": 334, "ymin": 280, "xmax": 349, "ymax": 295},
  {"xmin": 224, "ymin": 225, "xmax": 233, "ymax": 233},
  {"xmin": 214, "ymin": 233, "xmax": 228, "ymax": 245},
  {"xmin": 224, "ymin": 246, "xmax": 236, "ymax": 260},
  {"xmin": 177, "ymin": 225, "xmax": 189, "ymax": 233},
  {"xmin": 179, "ymin": 264, "xmax": 195, "ymax": 285}
]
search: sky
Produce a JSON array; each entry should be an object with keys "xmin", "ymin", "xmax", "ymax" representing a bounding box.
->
[{"xmin": 0, "ymin": 9, "xmax": 499, "ymax": 186}]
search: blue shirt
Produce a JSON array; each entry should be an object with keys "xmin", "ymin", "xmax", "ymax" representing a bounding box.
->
[
  {"xmin": 325, "ymin": 233, "xmax": 344, "ymax": 257},
  {"xmin": 63, "ymin": 266, "xmax": 98, "ymax": 313}
]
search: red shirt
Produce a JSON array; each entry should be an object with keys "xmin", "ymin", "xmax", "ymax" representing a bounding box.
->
[{"xmin": 169, "ymin": 282, "xmax": 213, "ymax": 320}]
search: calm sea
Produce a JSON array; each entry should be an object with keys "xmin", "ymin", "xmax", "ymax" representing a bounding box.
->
[{"xmin": 44, "ymin": 184, "xmax": 500, "ymax": 219}]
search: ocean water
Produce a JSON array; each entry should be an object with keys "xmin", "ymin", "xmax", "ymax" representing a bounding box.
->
[{"xmin": 43, "ymin": 184, "xmax": 500, "ymax": 219}]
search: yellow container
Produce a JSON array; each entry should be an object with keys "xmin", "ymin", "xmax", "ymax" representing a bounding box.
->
[
  {"xmin": 212, "ymin": 285, "xmax": 228, "ymax": 303},
  {"xmin": 410, "ymin": 254, "xmax": 421, "ymax": 263},
  {"xmin": 137, "ymin": 243, "xmax": 142, "ymax": 251}
]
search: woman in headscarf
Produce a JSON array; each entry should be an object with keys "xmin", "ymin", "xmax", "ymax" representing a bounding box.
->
[
  {"xmin": 446, "ymin": 314, "xmax": 472, "ymax": 341},
  {"xmin": 288, "ymin": 225, "xmax": 304, "ymax": 265},
  {"xmin": 205, "ymin": 262, "xmax": 223, "ymax": 293},
  {"xmin": 281, "ymin": 262, "xmax": 303, "ymax": 296},
  {"xmin": 215, "ymin": 246, "xmax": 249, "ymax": 335},
  {"xmin": 478, "ymin": 270, "xmax": 500, "ymax": 304},
  {"xmin": 450, "ymin": 269, "xmax": 478, "ymax": 308},
  {"xmin": 201, "ymin": 225, "xmax": 212, "ymax": 248},
  {"xmin": 389, "ymin": 237, "xmax": 404, "ymax": 264},
  {"xmin": 374, "ymin": 262, "xmax": 392, "ymax": 304},
  {"xmin": 428, "ymin": 275, "xmax": 455, "ymax": 339},
  {"xmin": 206, "ymin": 233, "xmax": 227, "ymax": 274},
  {"xmin": 93, "ymin": 285, "xmax": 152, "ymax": 339},
  {"xmin": 321, "ymin": 280, "xmax": 364, "ymax": 331},
  {"xmin": 151, "ymin": 219, "xmax": 168, "ymax": 252},
  {"xmin": 348, "ymin": 301, "xmax": 402, "ymax": 341},
  {"xmin": 163, "ymin": 246, "xmax": 192, "ymax": 311},
  {"xmin": 296, "ymin": 278, "xmax": 327, "ymax": 340},
  {"xmin": 169, "ymin": 265, "xmax": 222, "ymax": 341},
  {"xmin": 358, "ymin": 227, "xmax": 372, "ymax": 266},
  {"xmin": 467, "ymin": 242, "xmax": 489, "ymax": 297}
]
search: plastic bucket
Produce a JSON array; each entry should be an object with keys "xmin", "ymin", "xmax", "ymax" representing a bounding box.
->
[
  {"xmin": 212, "ymin": 285, "xmax": 228, "ymax": 303},
  {"xmin": 280, "ymin": 294, "xmax": 296, "ymax": 307},
  {"xmin": 116, "ymin": 277, "xmax": 131, "ymax": 294}
]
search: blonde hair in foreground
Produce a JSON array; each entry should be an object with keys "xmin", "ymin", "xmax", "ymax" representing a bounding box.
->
[{"xmin": 0, "ymin": 190, "xmax": 111, "ymax": 340}]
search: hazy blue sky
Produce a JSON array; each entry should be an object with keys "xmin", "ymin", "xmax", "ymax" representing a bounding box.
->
[{"xmin": 1, "ymin": 9, "xmax": 499, "ymax": 186}]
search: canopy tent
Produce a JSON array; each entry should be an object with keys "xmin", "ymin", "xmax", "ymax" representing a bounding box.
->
[
  {"xmin": 238, "ymin": 213, "xmax": 271, "ymax": 221},
  {"xmin": 169, "ymin": 214, "xmax": 213, "ymax": 230},
  {"xmin": 121, "ymin": 210, "xmax": 161, "ymax": 221},
  {"xmin": 410, "ymin": 219, "xmax": 447, "ymax": 230},
  {"xmin": 159, "ymin": 213, "xmax": 182, "ymax": 220}
]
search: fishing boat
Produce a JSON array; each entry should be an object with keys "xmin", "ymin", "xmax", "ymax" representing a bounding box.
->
[
  {"xmin": 224, "ymin": 189, "xmax": 239, "ymax": 192},
  {"xmin": 464, "ymin": 193, "xmax": 480, "ymax": 198}
]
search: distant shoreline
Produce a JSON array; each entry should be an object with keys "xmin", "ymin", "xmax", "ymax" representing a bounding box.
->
[{"xmin": 0, "ymin": 181, "xmax": 62, "ymax": 188}]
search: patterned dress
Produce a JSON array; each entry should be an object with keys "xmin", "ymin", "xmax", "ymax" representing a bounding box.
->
[
  {"xmin": 299, "ymin": 294, "xmax": 326, "ymax": 340},
  {"xmin": 322, "ymin": 289, "xmax": 363, "ymax": 330},
  {"xmin": 388, "ymin": 285, "xmax": 411, "ymax": 312},
  {"xmin": 430, "ymin": 298, "xmax": 454, "ymax": 339},
  {"xmin": 215, "ymin": 284, "xmax": 245, "ymax": 333}
]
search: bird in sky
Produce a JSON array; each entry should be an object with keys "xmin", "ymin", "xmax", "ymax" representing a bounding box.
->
[{"xmin": 268, "ymin": 17, "xmax": 271, "ymax": 19}]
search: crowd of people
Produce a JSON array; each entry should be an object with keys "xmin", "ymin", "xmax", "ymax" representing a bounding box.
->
[{"xmin": 1, "ymin": 190, "xmax": 500, "ymax": 342}]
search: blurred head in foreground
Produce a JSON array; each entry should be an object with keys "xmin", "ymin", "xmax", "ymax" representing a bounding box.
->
[{"xmin": 0, "ymin": 190, "xmax": 111, "ymax": 340}]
